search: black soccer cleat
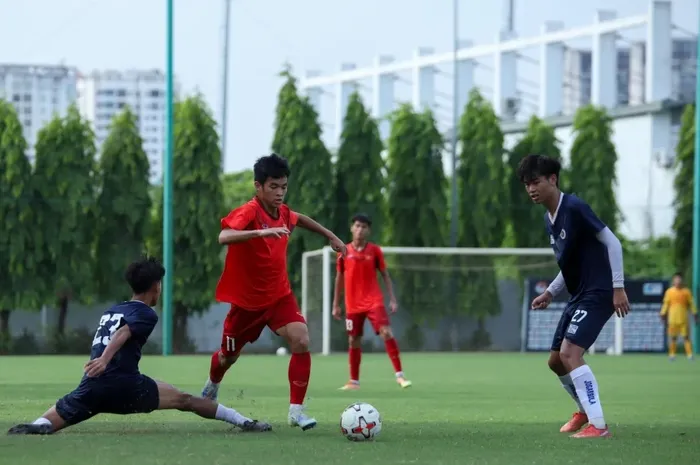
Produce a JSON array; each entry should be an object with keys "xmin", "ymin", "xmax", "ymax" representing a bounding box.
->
[
  {"xmin": 7, "ymin": 423, "xmax": 54, "ymax": 435},
  {"xmin": 239, "ymin": 420, "xmax": 273, "ymax": 432}
]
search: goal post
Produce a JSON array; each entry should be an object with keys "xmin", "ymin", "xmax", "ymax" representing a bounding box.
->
[
  {"xmin": 301, "ymin": 246, "xmax": 669, "ymax": 356},
  {"xmin": 301, "ymin": 247, "xmax": 333, "ymax": 356},
  {"xmin": 303, "ymin": 246, "xmax": 556, "ymax": 355}
]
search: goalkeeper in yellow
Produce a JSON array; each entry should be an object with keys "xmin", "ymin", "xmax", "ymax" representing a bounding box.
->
[{"xmin": 660, "ymin": 273, "xmax": 697, "ymax": 360}]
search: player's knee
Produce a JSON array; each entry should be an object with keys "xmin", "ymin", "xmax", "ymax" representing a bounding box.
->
[
  {"xmin": 348, "ymin": 335, "xmax": 362, "ymax": 348},
  {"xmin": 547, "ymin": 352, "xmax": 566, "ymax": 374},
  {"xmin": 558, "ymin": 347, "xmax": 583, "ymax": 369},
  {"xmin": 176, "ymin": 392, "xmax": 195, "ymax": 411},
  {"xmin": 289, "ymin": 334, "xmax": 310, "ymax": 353},
  {"xmin": 281, "ymin": 322, "xmax": 310, "ymax": 353},
  {"xmin": 379, "ymin": 326, "xmax": 393, "ymax": 340},
  {"xmin": 220, "ymin": 353, "xmax": 238, "ymax": 368}
]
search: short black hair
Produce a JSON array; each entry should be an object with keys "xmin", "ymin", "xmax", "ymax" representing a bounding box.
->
[
  {"xmin": 351, "ymin": 213, "xmax": 372, "ymax": 227},
  {"xmin": 125, "ymin": 256, "xmax": 165, "ymax": 294},
  {"xmin": 673, "ymin": 272, "xmax": 683, "ymax": 279},
  {"xmin": 253, "ymin": 153, "xmax": 291, "ymax": 185},
  {"xmin": 516, "ymin": 154, "xmax": 561, "ymax": 185}
]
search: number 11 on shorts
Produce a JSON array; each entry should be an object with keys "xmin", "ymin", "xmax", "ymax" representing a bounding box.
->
[{"xmin": 225, "ymin": 336, "xmax": 236, "ymax": 353}]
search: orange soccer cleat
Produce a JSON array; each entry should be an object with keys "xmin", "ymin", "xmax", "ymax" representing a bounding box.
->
[
  {"xmin": 338, "ymin": 382, "xmax": 361, "ymax": 391},
  {"xmin": 570, "ymin": 424, "xmax": 611, "ymax": 439},
  {"xmin": 560, "ymin": 412, "xmax": 588, "ymax": 433}
]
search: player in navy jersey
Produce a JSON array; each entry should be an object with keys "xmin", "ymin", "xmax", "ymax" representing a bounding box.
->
[
  {"xmin": 7, "ymin": 257, "xmax": 272, "ymax": 435},
  {"xmin": 517, "ymin": 154, "xmax": 630, "ymax": 439}
]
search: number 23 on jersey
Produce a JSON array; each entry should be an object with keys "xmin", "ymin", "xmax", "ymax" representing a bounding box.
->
[{"xmin": 92, "ymin": 313, "xmax": 125, "ymax": 347}]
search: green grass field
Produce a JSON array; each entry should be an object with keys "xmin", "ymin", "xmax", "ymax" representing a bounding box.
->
[{"xmin": 0, "ymin": 353, "xmax": 698, "ymax": 465}]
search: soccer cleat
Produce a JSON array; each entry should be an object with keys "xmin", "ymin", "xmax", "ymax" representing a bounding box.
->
[
  {"xmin": 288, "ymin": 405, "xmax": 317, "ymax": 431},
  {"xmin": 338, "ymin": 381, "xmax": 360, "ymax": 391},
  {"xmin": 560, "ymin": 412, "xmax": 588, "ymax": 433},
  {"xmin": 570, "ymin": 424, "xmax": 611, "ymax": 439},
  {"xmin": 7, "ymin": 423, "xmax": 54, "ymax": 435},
  {"xmin": 201, "ymin": 380, "xmax": 220, "ymax": 401},
  {"xmin": 396, "ymin": 376, "xmax": 412, "ymax": 389},
  {"xmin": 239, "ymin": 420, "xmax": 273, "ymax": 432}
]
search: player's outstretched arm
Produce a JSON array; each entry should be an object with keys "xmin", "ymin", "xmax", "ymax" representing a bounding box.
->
[
  {"xmin": 296, "ymin": 213, "xmax": 346, "ymax": 254},
  {"xmin": 219, "ymin": 228, "xmax": 265, "ymax": 244},
  {"xmin": 84, "ymin": 325, "xmax": 132, "ymax": 377},
  {"xmin": 218, "ymin": 205, "xmax": 289, "ymax": 244}
]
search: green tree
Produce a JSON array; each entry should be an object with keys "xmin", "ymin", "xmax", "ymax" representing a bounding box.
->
[
  {"xmin": 33, "ymin": 105, "xmax": 97, "ymax": 338},
  {"xmin": 271, "ymin": 68, "xmax": 334, "ymax": 294},
  {"xmin": 507, "ymin": 115, "xmax": 562, "ymax": 248},
  {"xmin": 673, "ymin": 104, "xmax": 695, "ymax": 279},
  {"xmin": 333, "ymin": 91, "xmax": 385, "ymax": 242},
  {"xmin": 568, "ymin": 105, "xmax": 620, "ymax": 231},
  {"xmin": 386, "ymin": 105, "xmax": 447, "ymax": 347},
  {"xmin": 94, "ymin": 108, "xmax": 152, "ymax": 302},
  {"xmin": 623, "ymin": 237, "xmax": 676, "ymax": 279},
  {"xmin": 0, "ymin": 101, "xmax": 36, "ymax": 345},
  {"xmin": 455, "ymin": 90, "xmax": 508, "ymax": 347},
  {"xmin": 152, "ymin": 95, "xmax": 224, "ymax": 352},
  {"xmin": 222, "ymin": 169, "xmax": 254, "ymax": 211}
]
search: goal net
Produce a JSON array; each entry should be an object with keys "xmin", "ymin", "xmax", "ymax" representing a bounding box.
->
[{"xmin": 301, "ymin": 247, "xmax": 669, "ymax": 355}]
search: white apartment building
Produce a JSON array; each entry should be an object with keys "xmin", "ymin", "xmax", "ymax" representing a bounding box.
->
[
  {"xmin": 563, "ymin": 37, "xmax": 697, "ymax": 115},
  {"xmin": 78, "ymin": 69, "xmax": 169, "ymax": 183},
  {"xmin": 0, "ymin": 64, "xmax": 78, "ymax": 164}
]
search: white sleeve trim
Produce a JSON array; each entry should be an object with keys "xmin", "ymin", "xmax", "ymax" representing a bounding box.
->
[
  {"xmin": 596, "ymin": 227, "xmax": 625, "ymax": 288},
  {"xmin": 546, "ymin": 272, "xmax": 566, "ymax": 297}
]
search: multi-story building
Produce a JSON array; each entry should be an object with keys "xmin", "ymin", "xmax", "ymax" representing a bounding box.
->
[
  {"xmin": 77, "ymin": 69, "xmax": 170, "ymax": 182},
  {"xmin": 0, "ymin": 64, "xmax": 78, "ymax": 163},
  {"xmin": 563, "ymin": 37, "xmax": 697, "ymax": 114}
]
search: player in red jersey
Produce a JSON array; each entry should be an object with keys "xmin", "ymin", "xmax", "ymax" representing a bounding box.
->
[
  {"xmin": 332, "ymin": 214, "xmax": 411, "ymax": 390},
  {"xmin": 201, "ymin": 153, "xmax": 346, "ymax": 431}
]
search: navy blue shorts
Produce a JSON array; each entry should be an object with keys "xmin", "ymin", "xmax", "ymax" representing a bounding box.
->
[
  {"xmin": 55, "ymin": 374, "xmax": 160, "ymax": 426},
  {"xmin": 551, "ymin": 296, "xmax": 614, "ymax": 351}
]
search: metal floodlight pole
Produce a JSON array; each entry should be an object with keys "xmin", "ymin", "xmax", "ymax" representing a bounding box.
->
[
  {"xmin": 162, "ymin": 0, "xmax": 174, "ymax": 356},
  {"xmin": 220, "ymin": 0, "xmax": 232, "ymax": 171},
  {"xmin": 449, "ymin": 0, "xmax": 459, "ymax": 247},
  {"xmin": 691, "ymin": 6, "xmax": 700, "ymax": 354}
]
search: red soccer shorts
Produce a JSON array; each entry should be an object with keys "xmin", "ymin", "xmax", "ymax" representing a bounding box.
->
[
  {"xmin": 220, "ymin": 292, "xmax": 306, "ymax": 357},
  {"xmin": 345, "ymin": 307, "xmax": 390, "ymax": 337}
]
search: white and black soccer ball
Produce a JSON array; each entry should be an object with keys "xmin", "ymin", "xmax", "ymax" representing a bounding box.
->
[{"xmin": 339, "ymin": 402, "xmax": 382, "ymax": 441}]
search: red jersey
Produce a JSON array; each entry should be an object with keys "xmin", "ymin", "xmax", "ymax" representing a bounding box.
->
[
  {"xmin": 337, "ymin": 242, "xmax": 386, "ymax": 313},
  {"xmin": 215, "ymin": 197, "xmax": 298, "ymax": 310}
]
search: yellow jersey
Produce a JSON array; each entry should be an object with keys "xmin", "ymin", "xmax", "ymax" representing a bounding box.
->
[{"xmin": 660, "ymin": 287, "xmax": 697, "ymax": 326}]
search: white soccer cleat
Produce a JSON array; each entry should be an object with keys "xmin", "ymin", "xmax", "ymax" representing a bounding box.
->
[
  {"xmin": 288, "ymin": 405, "xmax": 317, "ymax": 431},
  {"xmin": 201, "ymin": 379, "xmax": 220, "ymax": 401}
]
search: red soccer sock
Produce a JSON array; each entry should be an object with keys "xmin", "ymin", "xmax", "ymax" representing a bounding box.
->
[
  {"xmin": 349, "ymin": 347, "xmax": 362, "ymax": 382},
  {"xmin": 288, "ymin": 351, "xmax": 311, "ymax": 405},
  {"xmin": 384, "ymin": 338, "xmax": 403, "ymax": 373},
  {"xmin": 209, "ymin": 350, "xmax": 230, "ymax": 384}
]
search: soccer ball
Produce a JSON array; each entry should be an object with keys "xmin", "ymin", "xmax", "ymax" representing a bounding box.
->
[
  {"xmin": 340, "ymin": 402, "xmax": 382, "ymax": 441},
  {"xmin": 275, "ymin": 347, "xmax": 288, "ymax": 356}
]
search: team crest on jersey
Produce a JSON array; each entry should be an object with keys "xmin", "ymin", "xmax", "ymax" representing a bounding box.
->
[{"xmin": 559, "ymin": 229, "xmax": 566, "ymax": 240}]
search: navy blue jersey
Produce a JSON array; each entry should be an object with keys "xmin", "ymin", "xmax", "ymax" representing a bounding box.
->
[
  {"xmin": 89, "ymin": 300, "xmax": 158, "ymax": 375},
  {"xmin": 545, "ymin": 194, "xmax": 612, "ymax": 301}
]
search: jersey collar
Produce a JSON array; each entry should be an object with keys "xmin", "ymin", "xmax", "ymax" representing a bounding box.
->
[{"xmin": 548, "ymin": 192, "xmax": 564, "ymax": 224}]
